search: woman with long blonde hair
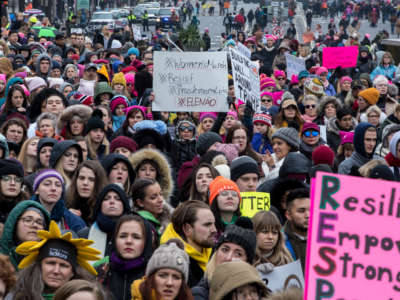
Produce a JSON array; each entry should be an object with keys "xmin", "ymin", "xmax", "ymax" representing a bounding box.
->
[{"xmin": 17, "ymin": 137, "xmax": 40, "ymax": 175}]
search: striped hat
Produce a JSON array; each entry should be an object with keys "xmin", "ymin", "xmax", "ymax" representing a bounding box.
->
[
  {"xmin": 33, "ymin": 169, "xmax": 64, "ymax": 192},
  {"xmin": 260, "ymin": 77, "xmax": 276, "ymax": 91},
  {"xmin": 253, "ymin": 113, "xmax": 272, "ymax": 127}
]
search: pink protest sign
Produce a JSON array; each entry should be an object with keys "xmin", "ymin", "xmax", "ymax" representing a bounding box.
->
[
  {"xmin": 322, "ymin": 46, "xmax": 359, "ymax": 69},
  {"xmin": 305, "ymin": 172, "xmax": 400, "ymax": 300}
]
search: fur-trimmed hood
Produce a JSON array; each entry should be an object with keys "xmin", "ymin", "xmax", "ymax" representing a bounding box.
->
[
  {"xmin": 56, "ymin": 104, "xmax": 93, "ymax": 134},
  {"xmin": 326, "ymin": 116, "xmax": 357, "ymax": 135},
  {"xmin": 130, "ymin": 148, "xmax": 174, "ymax": 202},
  {"xmin": 317, "ymin": 96, "xmax": 342, "ymax": 117}
]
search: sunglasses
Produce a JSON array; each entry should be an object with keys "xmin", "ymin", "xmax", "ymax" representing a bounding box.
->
[
  {"xmin": 303, "ymin": 130, "xmax": 319, "ymax": 137},
  {"xmin": 179, "ymin": 125, "xmax": 195, "ymax": 131},
  {"xmin": 261, "ymin": 98, "xmax": 273, "ymax": 103},
  {"xmin": 277, "ymin": 77, "xmax": 285, "ymax": 80},
  {"xmin": 305, "ymin": 104, "xmax": 316, "ymax": 109}
]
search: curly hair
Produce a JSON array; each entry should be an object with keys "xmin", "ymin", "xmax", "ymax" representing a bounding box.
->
[{"xmin": 0, "ymin": 254, "xmax": 17, "ymax": 295}]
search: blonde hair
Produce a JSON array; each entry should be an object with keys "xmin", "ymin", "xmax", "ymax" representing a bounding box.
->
[
  {"xmin": 85, "ymin": 134, "xmax": 109, "ymax": 160},
  {"xmin": 55, "ymin": 159, "xmax": 73, "ymax": 188},
  {"xmin": 359, "ymin": 159, "xmax": 388, "ymax": 177},
  {"xmin": 17, "ymin": 137, "xmax": 40, "ymax": 174},
  {"xmin": 252, "ymin": 211, "xmax": 293, "ymax": 267},
  {"xmin": 366, "ymin": 105, "xmax": 382, "ymax": 117}
]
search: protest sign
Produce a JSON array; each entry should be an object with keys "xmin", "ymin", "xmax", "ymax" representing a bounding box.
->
[
  {"xmin": 322, "ymin": 46, "xmax": 359, "ymax": 69},
  {"xmin": 153, "ymin": 52, "xmax": 229, "ymax": 112},
  {"xmin": 240, "ymin": 192, "xmax": 270, "ymax": 218},
  {"xmin": 260, "ymin": 260, "xmax": 304, "ymax": 292},
  {"xmin": 285, "ymin": 53, "xmax": 306, "ymax": 80},
  {"xmin": 77, "ymin": 0, "xmax": 89, "ymax": 10},
  {"xmin": 237, "ymin": 42, "xmax": 251, "ymax": 59},
  {"xmin": 229, "ymin": 48, "xmax": 260, "ymax": 112},
  {"xmin": 132, "ymin": 25, "xmax": 142, "ymax": 41},
  {"xmin": 305, "ymin": 173, "xmax": 400, "ymax": 300}
]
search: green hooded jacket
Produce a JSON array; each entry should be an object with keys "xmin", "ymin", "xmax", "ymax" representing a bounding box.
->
[{"xmin": 0, "ymin": 200, "xmax": 50, "ymax": 269}]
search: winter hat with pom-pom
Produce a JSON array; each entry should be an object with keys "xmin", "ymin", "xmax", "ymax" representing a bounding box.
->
[{"xmin": 312, "ymin": 145, "xmax": 335, "ymax": 167}]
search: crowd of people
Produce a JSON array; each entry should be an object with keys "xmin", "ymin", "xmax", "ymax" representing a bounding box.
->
[{"xmin": 0, "ymin": 0, "xmax": 399, "ymax": 299}]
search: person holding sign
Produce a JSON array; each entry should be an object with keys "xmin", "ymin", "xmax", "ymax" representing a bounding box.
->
[
  {"xmin": 208, "ymin": 176, "xmax": 242, "ymax": 238},
  {"xmin": 252, "ymin": 211, "xmax": 293, "ymax": 268}
]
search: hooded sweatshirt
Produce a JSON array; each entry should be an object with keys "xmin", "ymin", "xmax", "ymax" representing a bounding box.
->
[
  {"xmin": 96, "ymin": 216, "xmax": 155, "ymax": 300},
  {"xmin": 0, "ymin": 200, "xmax": 50, "ymax": 269},
  {"xmin": 35, "ymin": 53, "xmax": 52, "ymax": 79},
  {"xmin": 338, "ymin": 122, "xmax": 377, "ymax": 174},
  {"xmin": 79, "ymin": 184, "xmax": 130, "ymax": 259}
]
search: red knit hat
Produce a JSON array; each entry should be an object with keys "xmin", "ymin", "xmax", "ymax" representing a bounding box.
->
[
  {"xmin": 312, "ymin": 145, "xmax": 335, "ymax": 167},
  {"xmin": 208, "ymin": 176, "xmax": 241, "ymax": 206},
  {"xmin": 110, "ymin": 136, "xmax": 138, "ymax": 153}
]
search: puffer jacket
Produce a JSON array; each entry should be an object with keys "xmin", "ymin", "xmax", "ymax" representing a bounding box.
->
[{"xmin": 0, "ymin": 200, "xmax": 50, "ymax": 269}]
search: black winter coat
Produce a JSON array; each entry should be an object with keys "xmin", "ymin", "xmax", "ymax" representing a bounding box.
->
[
  {"xmin": 188, "ymin": 257, "xmax": 205, "ymax": 288},
  {"xmin": 192, "ymin": 277, "xmax": 209, "ymax": 300},
  {"xmin": 171, "ymin": 139, "xmax": 197, "ymax": 172}
]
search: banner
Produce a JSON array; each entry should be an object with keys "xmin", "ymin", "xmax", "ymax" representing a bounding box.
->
[
  {"xmin": 322, "ymin": 46, "xmax": 359, "ymax": 69},
  {"xmin": 285, "ymin": 53, "xmax": 306, "ymax": 80},
  {"xmin": 230, "ymin": 48, "xmax": 260, "ymax": 112},
  {"xmin": 260, "ymin": 260, "xmax": 304, "ymax": 292},
  {"xmin": 153, "ymin": 52, "xmax": 229, "ymax": 112},
  {"xmin": 305, "ymin": 173, "xmax": 400, "ymax": 300},
  {"xmin": 237, "ymin": 42, "xmax": 251, "ymax": 59},
  {"xmin": 240, "ymin": 192, "xmax": 270, "ymax": 218}
]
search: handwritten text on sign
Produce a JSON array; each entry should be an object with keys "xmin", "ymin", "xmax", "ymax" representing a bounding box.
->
[
  {"xmin": 240, "ymin": 192, "xmax": 270, "ymax": 218},
  {"xmin": 153, "ymin": 52, "xmax": 229, "ymax": 112},
  {"xmin": 305, "ymin": 173, "xmax": 400, "ymax": 300},
  {"xmin": 230, "ymin": 48, "xmax": 260, "ymax": 112},
  {"xmin": 322, "ymin": 46, "xmax": 359, "ymax": 69},
  {"xmin": 285, "ymin": 53, "xmax": 306, "ymax": 80}
]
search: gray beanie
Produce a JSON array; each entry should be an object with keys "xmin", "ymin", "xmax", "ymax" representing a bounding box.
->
[
  {"xmin": 146, "ymin": 239, "xmax": 190, "ymax": 282},
  {"xmin": 230, "ymin": 155, "xmax": 259, "ymax": 182},
  {"xmin": 388, "ymin": 84, "xmax": 398, "ymax": 97},
  {"xmin": 196, "ymin": 131, "xmax": 223, "ymax": 156},
  {"xmin": 272, "ymin": 127, "xmax": 300, "ymax": 150}
]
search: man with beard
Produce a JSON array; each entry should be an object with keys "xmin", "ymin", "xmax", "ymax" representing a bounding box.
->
[
  {"xmin": 160, "ymin": 200, "xmax": 217, "ymax": 287},
  {"xmin": 284, "ymin": 187, "xmax": 310, "ymax": 272}
]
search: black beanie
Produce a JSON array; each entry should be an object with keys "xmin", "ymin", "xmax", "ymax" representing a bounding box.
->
[
  {"xmin": 0, "ymin": 159, "xmax": 24, "ymax": 177},
  {"xmin": 38, "ymin": 239, "xmax": 77, "ymax": 268},
  {"xmin": 230, "ymin": 156, "xmax": 259, "ymax": 182},
  {"xmin": 196, "ymin": 132, "xmax": 222, "ymax": 156},
  {"xmin": 85, "ymin": 117, "xmax": 105, "ymax": 135},
  {"xmin": 215, "ymin": 217, "xmax": 257, "ymax": 264}
]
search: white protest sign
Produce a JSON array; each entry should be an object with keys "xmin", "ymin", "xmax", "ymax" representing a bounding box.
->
[
  {"xmin": 319, "ymin": 125, "xmax": 327, "ymax": 143},
  {"xmin": 236, "ymin": 41, "xmax": 251, "ymax": 59},
  {"xmin": 285, "ymin": 53, "xmax": 306, "ymax": 80},
  {"xmin": 260, "ymin": 260, "xmax": 304, "ymax": 292},
  {"xmin": 132, "ymin": 25, "xmax": 142, "ymax": 41},
  {"xmin": 229, "ymin": 48, "xmax": 260, "ymax": 112},
  {"xmin": 153, "ymin": 52, "xmax": 229, "ymax": 112}
]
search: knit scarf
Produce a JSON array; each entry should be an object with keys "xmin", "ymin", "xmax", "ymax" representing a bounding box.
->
[
  {"xmin": 160, "ymin": 223, "xmax": 211, "ymax": 271},
  {"xmin": 97, "ymin": 212, "xmax": 116, "ymax": 234},
  {"xmin": 110, "ymin": 252, "xmax": 144, "ymax": 272},
  {"xmin": 385, "ymin": 152, "xmax": 400, "ymax": 167}
]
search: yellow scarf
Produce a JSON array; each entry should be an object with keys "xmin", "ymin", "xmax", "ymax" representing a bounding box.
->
[
  {"xmin": 160, "ymin": 223, "xmax": 212, "ymax": 271},
  {"xmin": 131, "ymin": 277, "xmax": 158, "ymax": 300}
]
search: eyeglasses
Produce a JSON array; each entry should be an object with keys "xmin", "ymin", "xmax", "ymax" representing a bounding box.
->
[
  {"xmin": 368, "ymin": 114, "xmax": 380, "ymax": 118},
  {"xmin": 1, "ymin": 175, "xmax": 23, "ymax": 183},
  {"xmin": 277, "ymin": 77, "xmax": 285, "ymax": 80},
  {"xmin": 305, "ymin": 104, "xmax": 316, "ymax": 109},
  {"xmin": 20, "ymin": 216, "xmax": 45, "ymax": 227},
  {"xmin": 219, "ymin": 190, "xmax": 239, "ymax": 198},
  {"xmin": 303, "ymin": 130, "xmax": 319, "ymax": 137},
  {"xmin": 179, "ymin": 125, "xmax": 195, "ymax": 131}
]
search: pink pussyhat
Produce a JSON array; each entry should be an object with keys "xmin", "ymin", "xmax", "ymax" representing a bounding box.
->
[
  {"xmin": 227, "ymin": 109, "xmax": 238, "ymax": 120},
  {"xmin": 0, "ymin": 74, "xmax": 6, "ymax": 82},
  {"xmin": 340, "ymin": 131, "xmax": 354, "ymax": 145}
]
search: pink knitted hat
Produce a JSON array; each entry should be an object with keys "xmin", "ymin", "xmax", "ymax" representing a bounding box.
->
[
  {"xmin": 199, "ymin": 112, "xmax": 217, "ymax": 122},
  {"xmin": 316, "ymin": 66, "xmax": 328, "ymax": 76},
  {"xmin": 340, "ymin": 76, "xmax": 353, "ymax": 84},
  {"xmin": 261, "ymin": 91, "xmax": 274, "ymax": 99},
  {"xmin": 340, "ymin": 131, "xmax": 354, "ymax": 145},
  {"xmin": 0, "ymin": 74, "xmax": 6, "ymax": 82},
  {"xmin": 260, "ymin": 77, "xmax": 276, "ymax": 91},
  {"xmin": 227, "ymin": 110, "xmax": 238, "ymax": 120},
  {"xmin": 274, "ymin": 69, "xmax": 286, "ymax": 78},
  {"xmin": 124, "ymin": 105, "xmax": 146, "ymax": 117}
]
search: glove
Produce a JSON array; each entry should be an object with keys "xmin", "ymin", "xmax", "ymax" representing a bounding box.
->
[{"xmin": 256, "ymin": 262, "xmax": 274, "ymax": 274}]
